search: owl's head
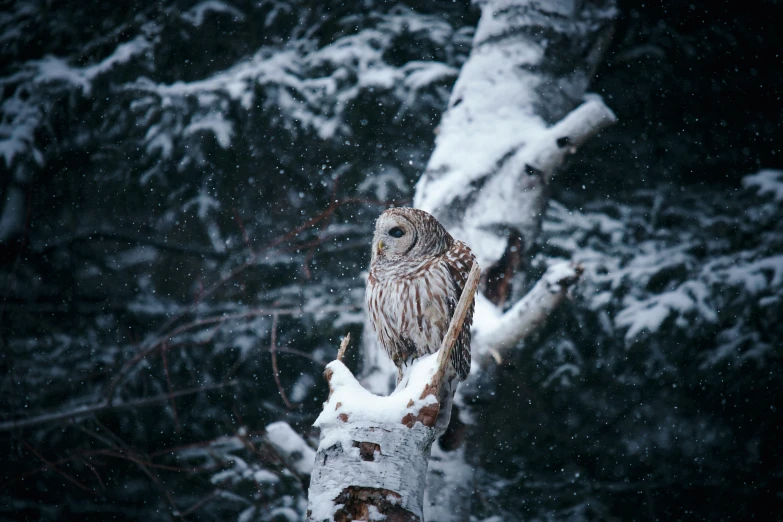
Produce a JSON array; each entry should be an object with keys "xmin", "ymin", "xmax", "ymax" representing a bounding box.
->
[{"xmin": 371, "ymin": 207, "xmax": 452, "ymax": 263}]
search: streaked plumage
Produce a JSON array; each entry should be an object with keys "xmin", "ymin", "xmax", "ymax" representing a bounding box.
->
[{"xmin": 365, "ymin": 207, "xmax": 476, "ymax": 382}]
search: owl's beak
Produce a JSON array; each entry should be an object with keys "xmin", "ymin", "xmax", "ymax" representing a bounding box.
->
[{"xmin": 376, "ymin": 240, "xmax": 385, "ymax": 254}]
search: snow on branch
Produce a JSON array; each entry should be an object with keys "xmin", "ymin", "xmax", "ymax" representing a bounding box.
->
[
  {"xmin": 473, "ymin": 262, "xmax": 582, "ymax": 364},
  {"xmin": 307, "ymin": 265, "xmax": 480, "ymax": 521},
  {"xmin": 406, "ymin": 1, "xmax": 618, "ymax": 519},
  {"xmin": 527, "ymin": 98, "xmax": 618, "ymax": 183},
  {"xmin": 265, "ymin": 421, "xmax": 316, "ymax": 478},
  {"xmin": 414, "ymin": 0, "xmax": 616, "ymax": 277}
]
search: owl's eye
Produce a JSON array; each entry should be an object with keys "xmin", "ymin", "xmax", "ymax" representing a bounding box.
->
[{"xmin": 388, "ymin": 227, "xmax": 405, "ymax": 238}]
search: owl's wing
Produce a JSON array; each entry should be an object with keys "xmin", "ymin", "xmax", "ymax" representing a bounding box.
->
[{"xmin": 445, "ymin": 240, "xmax": 476, "ymax": 380}]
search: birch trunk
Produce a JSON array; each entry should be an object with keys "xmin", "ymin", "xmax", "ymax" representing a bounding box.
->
[
  {"xmin": 308, "ymin": 268, "xmax": 480, "ymax": 520},
  {"xmin": 361, "ymin": 1, "xmax": 618, "ymax": 520}
]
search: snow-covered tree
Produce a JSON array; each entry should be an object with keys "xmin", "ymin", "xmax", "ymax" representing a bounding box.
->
[{"xmin": 1, "ymin": 1, "xmax": 781, "ymax": 521}]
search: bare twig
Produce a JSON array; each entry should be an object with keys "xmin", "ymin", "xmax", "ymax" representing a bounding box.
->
[
  {"xmin": 35, "ymin": 229, "xmax": 227, "ymax": 259},
  {"xmin": 160, "ymin": 344, "xmax": 181, "ymax": 433},
  {"xmin": 4, "ymin": 431, "xmax": 252, "ymax": 490},
  {"xmin": 149, "ymin": 196, "xmax": 403, "ymax": 339},
  {"xmin": 269, "ymin": 313, "xmax": 295, "ymax": 409},
  {"xmin": 104, "ymin": 307, "xmax": 302, "ymax": 400},
  {"xmin": 123, "ymin": 450, "xmax": 182, "ymax": 517},
  {"xmin": 232, "ymin": 208, "xmax": 251, "ymax": 251},
  {"xmin": 0, "ymin": 381, "xmax": 239, "ymax": 432},
  {"xmin": 336, "ymin": 333, "xmax": 351, "ymax": 361},
  {"xmin": 22, "ymin": 441, "xmax": 96, "ymax": 495},
  {"xmin": 180, "ymin": 489, "xmax": 220, "ymax": 517},
  {"xmin": 430, "ymin": 263, "xmax": 482, "ymax": 393},
  {"xmin": 78, "ymin": 456, "xmax": 106, "ymax": 491},
  {"xmin": 303, "ymin": 169, "xmax": 345, "ymax": 278}
]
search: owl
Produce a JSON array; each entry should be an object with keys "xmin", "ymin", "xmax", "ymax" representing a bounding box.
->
[{"xmin": 365, "ymin": 207, "xmax": 476, "ymax": 383}]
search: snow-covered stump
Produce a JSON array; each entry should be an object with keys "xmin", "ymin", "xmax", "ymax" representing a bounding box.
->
[
  {"xmin": 308, "ymin": 266, "xmax": 480, "ymax": 521},
  {"xmin": 308, "ymin": 359, "xmax": 439, "ymax": 521}
]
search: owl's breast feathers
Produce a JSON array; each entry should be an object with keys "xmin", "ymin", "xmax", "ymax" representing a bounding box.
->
[{"xmin": 366, "ymin": 240, "xmax": 476, "ymax": 380}]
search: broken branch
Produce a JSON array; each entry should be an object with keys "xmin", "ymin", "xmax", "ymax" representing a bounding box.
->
[{"xmin": 430, "ymin": 263, "xmax": 482, "ymax": 393}]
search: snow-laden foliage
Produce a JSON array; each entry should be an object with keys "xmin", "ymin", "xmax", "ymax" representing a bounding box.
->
[
  {"xmin": 169, "ymin": 428, "xmax": 309, "ymax": 521},
  {"xmin": 471, "ymin": 175, "xmax": 783, "ymax": 520},
  {"xmin": 0, "ymin": 1, "xmax": 474, "ymax": 519},
  {"xmin": 1, "ymin": 1, "xmax": 781, "ymax": 521}
]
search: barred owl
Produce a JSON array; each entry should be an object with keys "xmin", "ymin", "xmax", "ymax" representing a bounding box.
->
[{"xmin": 366, "ymin": 207, "xmax": 476, "ymax": 383}]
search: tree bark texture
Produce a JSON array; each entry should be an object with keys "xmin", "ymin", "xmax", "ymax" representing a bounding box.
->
[{"xmin": 412, "ymin": 1, "xmax": 616, "ymax": 520}]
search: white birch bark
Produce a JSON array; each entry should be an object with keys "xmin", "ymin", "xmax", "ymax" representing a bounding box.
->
[
  {"xmin": 414, "ymin": 1, "xmax": 616, "ymax": 520},
  {"xmin": 354, "ymin": 1, "xmax": 616, "ymax": 519},
  {"xmin": 308, "ymin": 360, "xmax": 437, "ymax": 521}
]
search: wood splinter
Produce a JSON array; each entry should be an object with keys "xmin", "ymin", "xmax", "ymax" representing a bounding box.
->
[
  {"xmin": 428, "ymin": 263, "xmax": 481, "ymax": 396},
  {"xmin": 336, "ymin": 333, "xmax": 350, "ymax": 362}
]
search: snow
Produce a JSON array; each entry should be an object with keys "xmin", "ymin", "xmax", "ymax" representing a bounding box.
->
[
  {"xmin": 309, "ymin": 354, "xmax": 445, "ymax": 519},
  {"xmin": 253, "ymin": 469, "xmax": 280, "ymax": 484},
  {"xmin": 712, "ymin": 254, "xmax": 783, "ymax": 294},
  {"xmin": 414, "ymin": 35, "xmax": 545, "ymax": 217},
  {"xmin": 616, "ymin": 281, "xmax": 717, "ymax": 342},
  {"xmin": 402, "ymin": 61, "xmax": 458, "ymax": 92},
  {"xmin": 0, "ymin": 95, "xmax": 42, "ymax": 168},
  {"xmin": 184, "ymin": 112, "xmax": 235, "ymax": 149},
  {"xmin": 471, "ymin": 262, "xmax": 579, "ymax": 360},
  {"xmin": 238, "ymin": 507, "xmax": 256, "ymax": 522},
  {"xmin": 472, "ymin": 292, "xmax": 503, "ymax": 343},
  {"xmin": 367, "ymin": 505, "xmax": 388, "ymax": 521},
  {"xmin": 289, "ymin": 374, "xmax": 316, "ymax": 403},
  {"xmin": 34, "ymin": 35, "xmax": 151, "ymax": 95},
  {"xmin": 265, "ymin": 421, "xmax": 316, "ymax": 476},
  {"xmin": 413, "ymin": 14, "xmax": 615, "ymax": 272},
  {"xmin": 182, "ymin": 1, "xmax": 244, "ymax": 27},
  {"xmin": 424, "ymin": 442, "xmax": 474, "ymax": 521},
  {"xmin": 106, "ymin": 247, "xmax": 158, "ymax": 270},
  {"xmin": 144, "ymin": 124, "xmax": 174, "ymax": 160},
  {"xmin": 314, "ymin": 354, "xmax": 439, "ymax": 429},
  {"xmin": 358, "ymin": 167, "xmax": 408, "ymax": 201},
  {"xmin": 183, "ymin": 190, "xmax": 221, "ymax": 219},
  {"xmin": 128, "ymin": 7, "xmax": 460, "ymax": 151},
  {"xmin": 702, "ymin": 321, "xmax": 771, "ymax": 368},
  {"xmin": 269, "ymin": 507, "xmax": 299, "ymax": 521},
  {"xmin": 544, "ymin": 261, "xmax": 578, "ymax": 289},
  {"xmin": 743, "ymin": 168, "xmax": 783, "ymax": 202}
]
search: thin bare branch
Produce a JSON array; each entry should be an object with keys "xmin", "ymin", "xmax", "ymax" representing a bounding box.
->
[
  {"xmin": 160, "ymin": 344, "xmax": 181, "ymax": 433},
  {"xmin": 22, "ymin": 441, "xmax": 96, "ymax": 495},
  {"xmin": 269, "ymin": 313, "xmax": 295, "ymax": 409},
  {"xmin": 180, "ymin": 489, "xmax": 220, "ymax": 517},
  {"xmin": 430, "ymin": 263, "xmax": 482, "ymax": 393},
  {"xmin": 0, "ymin": 381, "xmax": 239, "ymax": 432},
  {"xmin": 34, "ymin": 229, "xmax": 227, "ymax": 259},
  {"xmin": 104, "ymin": 307, "xmax": 302, "ymax": 400}
]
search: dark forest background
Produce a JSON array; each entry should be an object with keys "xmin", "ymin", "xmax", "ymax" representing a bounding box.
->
[{"xmin": 1, "ymin": 0, "xmax": 782, "ymax": 520}]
